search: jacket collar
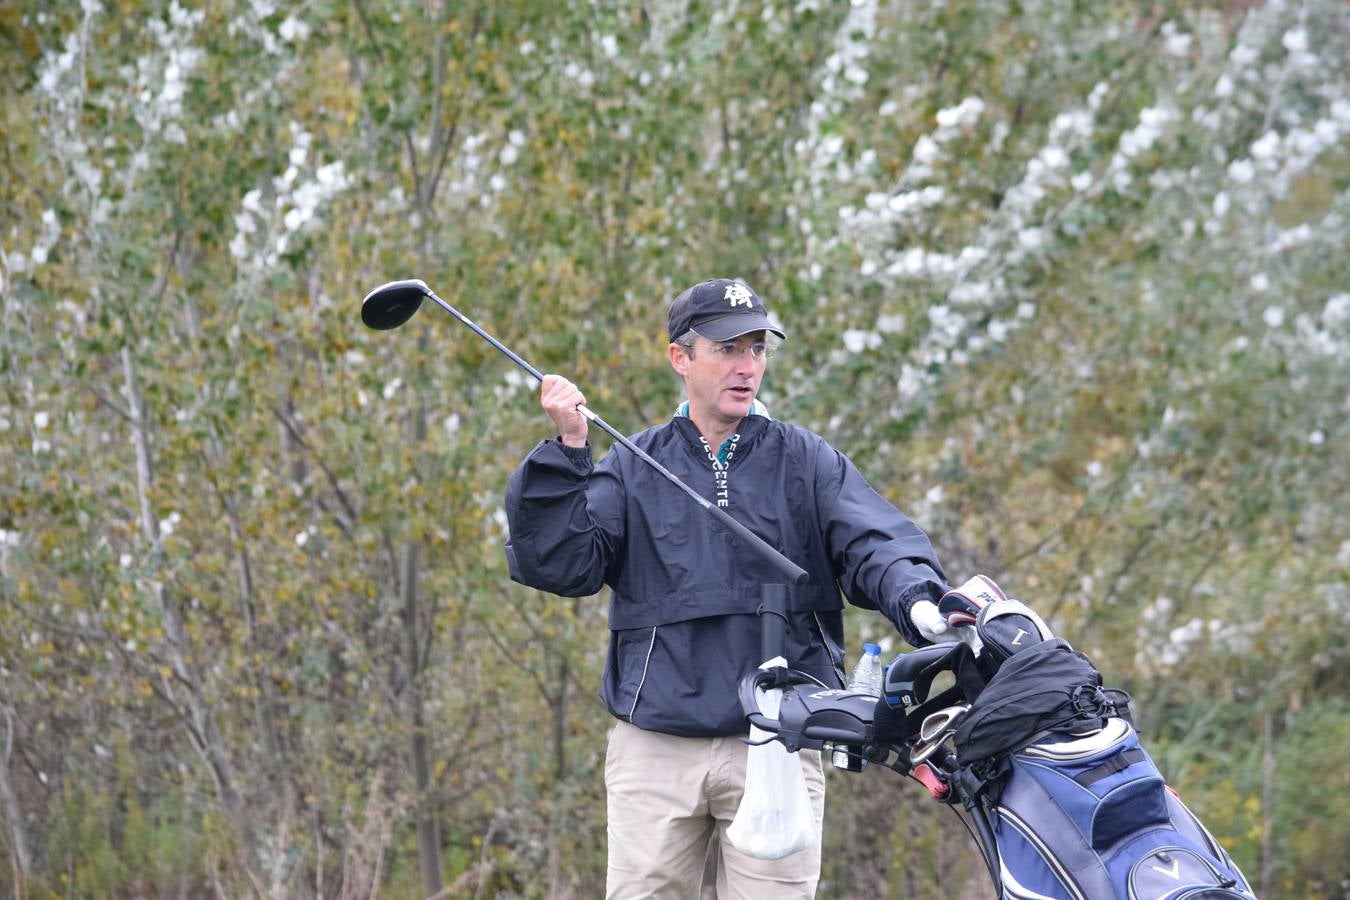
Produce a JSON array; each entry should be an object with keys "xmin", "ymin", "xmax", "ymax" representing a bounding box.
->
[{"xmin": 671, "ymin": 413, "xmax": 769, "ymax": 461}]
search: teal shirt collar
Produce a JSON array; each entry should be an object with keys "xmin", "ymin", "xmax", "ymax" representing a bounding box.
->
[
  {"xmin": 674, "ymin": 400, "xmax": 771, "ymax": 465},
  {"xmin": 674, "ymin": 398, "xmax": 771, "ymax": 420}
]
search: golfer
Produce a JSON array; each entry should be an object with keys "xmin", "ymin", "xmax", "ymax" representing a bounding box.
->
[{"xmin": 505, "ymin": 277, "xmax": 953, "ymax": 898}]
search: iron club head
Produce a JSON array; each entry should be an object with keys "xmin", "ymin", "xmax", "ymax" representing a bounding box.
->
[
  {"xmin": 361, "ymin": 278, "xmax": 431, "ymax": 330},
  {"xmin": 910, "ymin": 704, "xmax": 971, "ymax": 765}
]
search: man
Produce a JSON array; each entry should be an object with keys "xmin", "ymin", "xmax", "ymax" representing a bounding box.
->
[{"xmin": 505, "ymin": 277, "xmax": 955, "ymax": 898}]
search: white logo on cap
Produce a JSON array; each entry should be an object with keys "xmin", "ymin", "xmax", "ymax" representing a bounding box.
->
[{"xmin": 724, "ymin": 284, "xmax": 754, "ymax": 308}]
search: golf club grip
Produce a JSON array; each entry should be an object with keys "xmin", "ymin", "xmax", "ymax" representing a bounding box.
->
[{"xmin": 585, "ymin": 411, "xmax": 809, "ymax": 586}]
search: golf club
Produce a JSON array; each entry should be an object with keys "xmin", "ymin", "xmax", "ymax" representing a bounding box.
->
[
  {"xmin": 361, "ymin": 278, "xmax": 809, "ymax": 586},
  {"xmin": 910, "ymin": 703, "xmax": 970, "ymax": 764}
]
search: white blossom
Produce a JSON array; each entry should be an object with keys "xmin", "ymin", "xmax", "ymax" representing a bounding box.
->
[
  {"xmin": 876, "ymin": 313, "xmax": 905, "ymax": 333},
  {"xmin": 279, "ymin": 15, "xmax": 310, "ymax": 42},
  {"xmin": 1250, "ymin": 131, "xmax": 1280, "ymax": 161},
  {"xmin": 842, "ymin": 329, "xmax": 881, "ymax": 353},
  {"xmin": 1228, "ymin": 159, "xmax": 1254, "ymax": 184},
  {"xmin": 935, "ymin": 96, "xmax": 984, "ymax": 129},
  {"xmin": 1281, "ymin": 28, "xmax": 1308, "ymax": 54},
  {"xmin": 1162, "ymin": 22, "xmax": 1191, "ymax": 57},
  {"xmin": 1323, "ymin": 294, "xmax": 1349, "ymax": 328}
]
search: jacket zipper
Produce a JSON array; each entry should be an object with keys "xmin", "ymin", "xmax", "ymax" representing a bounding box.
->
[
  {"xmin": 812, "ymin": 612, "xmax": 845, "ymax": 686},
  {"xmin": 628, "ymin": 627, "xmax": 657, "ymax": 718}
]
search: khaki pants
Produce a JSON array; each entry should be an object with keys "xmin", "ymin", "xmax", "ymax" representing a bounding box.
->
[{"xmin": 604, "ymin": 720, "xmax": 826, "ymax": 900}]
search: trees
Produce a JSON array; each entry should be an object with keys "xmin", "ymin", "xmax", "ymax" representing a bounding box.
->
[
  {"xmin": 2, "ymin": 0, "xmax": 1344, "ymax": 896},
  {"xmin": 781, "ymin": 2, "xmax": 1348, "ymax": 893}
]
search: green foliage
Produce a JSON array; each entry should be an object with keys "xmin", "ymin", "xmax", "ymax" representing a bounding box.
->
[{"xmin": 1, "ymin": 0, "xmax": 1345, "ymax": 896}]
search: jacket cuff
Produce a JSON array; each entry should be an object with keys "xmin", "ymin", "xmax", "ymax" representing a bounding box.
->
[
  {"xmin": 896, "ymin": 581, "xmax": 948, "ymax": 645},
  {"xmin": 558, "ymin": 438, "xmax": 593, "ymax": 470}
]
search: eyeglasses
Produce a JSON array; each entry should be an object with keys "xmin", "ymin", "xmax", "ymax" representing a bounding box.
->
[{"xmin": 684, "ymin": 339, "xmax": 778, "ymax": 361}]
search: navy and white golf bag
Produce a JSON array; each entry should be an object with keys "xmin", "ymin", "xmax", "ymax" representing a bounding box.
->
[
  {"xmin": 740, "ymin": 576, "xmax": 1258, "ymax": 900},
  {"xmin": 940, "ymin": 588, "xmax": 1257, "ymax": 900},
  {"xmin": 986, "ymin": 716, "xmax": 1253, "ymax": 900}
]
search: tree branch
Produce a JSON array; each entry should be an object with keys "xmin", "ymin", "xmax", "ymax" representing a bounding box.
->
[{"xmin": 270, "ymin": 404, "xmax": 360, "ymax": 536}]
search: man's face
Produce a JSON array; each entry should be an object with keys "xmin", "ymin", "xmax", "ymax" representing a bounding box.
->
[{"xmin": 668, "ymin": 331, "xmax": 770, "ymax": 431}]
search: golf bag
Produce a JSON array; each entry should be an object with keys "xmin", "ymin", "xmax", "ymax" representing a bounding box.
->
[
  {"xmin": 739, "ymin": 577, "xmax": 1258, "ymax": 900},
  {"xmin": 950, "ymin": 638, "xmax": 1255, "ymax": 900}
]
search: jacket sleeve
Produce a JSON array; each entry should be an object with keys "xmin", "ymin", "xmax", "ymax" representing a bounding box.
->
[
  {"xmin": 814, "ymin": 442, "xmax": 948, "ymax": 646},
  {"xmin": 504, "ymin": 437, "xmax": 625, "ymax": 597}
]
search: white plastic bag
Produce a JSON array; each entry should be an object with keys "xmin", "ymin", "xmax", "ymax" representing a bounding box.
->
[{"xmin": 726, "ymin": 657, "xmax": 817, "ymax": 860}]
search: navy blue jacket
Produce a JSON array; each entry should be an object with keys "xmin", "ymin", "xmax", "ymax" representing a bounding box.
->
[{"xmin": 505, "ymin": 414, "xmax": 947, "ymax": 737}]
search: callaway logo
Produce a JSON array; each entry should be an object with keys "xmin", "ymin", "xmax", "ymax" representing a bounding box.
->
[
  {"xmin": 1011, "ymin": 628, "xmax": 1029, "ymax": 645},
  {"xmin": 1150, "ymin": 858, "xmax": 1181, "ymax": 879},
  {"xmin": 724, "ymin": 283, "xmax": 754, "ymax": 307}
]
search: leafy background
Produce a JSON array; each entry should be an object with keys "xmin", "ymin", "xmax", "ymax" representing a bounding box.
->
[{"xmin": 1, "ymin": 1, "xmax": 1346, "ymax": 897}]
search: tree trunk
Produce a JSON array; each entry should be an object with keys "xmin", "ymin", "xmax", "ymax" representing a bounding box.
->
[
  {"xmin": 402, "ymin": 540, "xmax": 443, "ymax": 896},
  {"xmin": 552, "ymin": 655, "xmax": 569, "ymax": 780},
  {"xmin": 0, "ymin": 705, "xmax": 30, "ymax": 882},
  {"xmin": 122, "ymin": 346, "xmax": 261, "ymax": 878}
]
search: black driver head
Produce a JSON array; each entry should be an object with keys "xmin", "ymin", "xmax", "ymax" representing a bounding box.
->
[{"xmin": 361, "ymin": 279, "xmax": 431, "ymax": 330}]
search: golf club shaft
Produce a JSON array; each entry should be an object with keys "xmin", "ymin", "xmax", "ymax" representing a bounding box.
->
[{"xmin": 419, "ymin": 287, "xmax": 810, "ymax": 586}]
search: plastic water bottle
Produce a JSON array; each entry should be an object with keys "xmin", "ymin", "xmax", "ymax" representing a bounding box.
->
[{"xmin": 832, "ymin": 642, "xmax": 883, "ymax": 771}]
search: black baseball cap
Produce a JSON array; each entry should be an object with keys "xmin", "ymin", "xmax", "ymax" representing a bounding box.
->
[{"xmin": 666, "ymin": 278, "xmax": 787, "ymax": 343}]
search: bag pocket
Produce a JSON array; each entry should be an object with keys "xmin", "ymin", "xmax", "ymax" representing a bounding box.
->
[
  {"xmin": 1126, "ymin": 846, "xmax": 1249, "ymax": 900},
  {"xmin": 1018, "ymin": 719, "xmax": 1170, "ymax": 850}
]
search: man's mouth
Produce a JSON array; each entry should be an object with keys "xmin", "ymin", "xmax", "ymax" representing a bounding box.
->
[{"xmin": 726, "ymin": 385, "xmax": 754, "ymax": 400}]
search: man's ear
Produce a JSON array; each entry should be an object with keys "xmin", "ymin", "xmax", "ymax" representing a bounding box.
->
[{"xmin": 668, "ymin": 342, "xmax": 690, "ymax": 377}]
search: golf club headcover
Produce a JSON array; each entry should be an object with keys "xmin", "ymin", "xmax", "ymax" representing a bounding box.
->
[
  {"xmin": 882, "ymin": 642, "xmax": 966, "ymax": 708},
  {"xmin": 938, "ymin": 574, "xmax": 1008, "ymax": 627},
  {"xmin": 975, "ymin": 598, "xmax": 1056, "ymax": 668}
]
